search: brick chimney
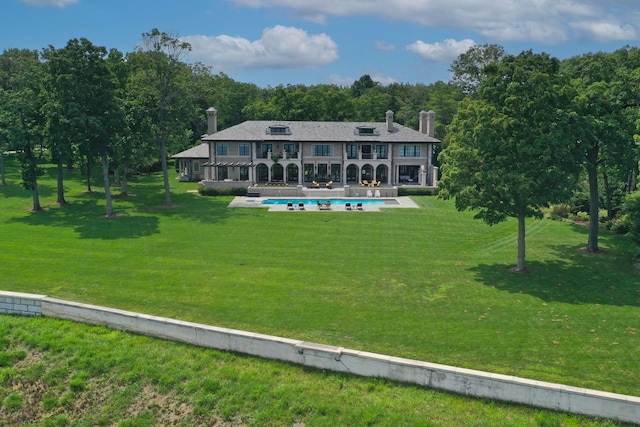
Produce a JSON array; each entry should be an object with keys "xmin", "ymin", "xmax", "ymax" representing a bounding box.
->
[
  {"xmin": 206, "ymin": 107, "xmax": 217, "ymax": 135},
  {"xmin": 386, "ymin": 110, "xmax": 394, "ymax": 132},
  {"xmin": 419, "ymin": 110, "xmax": 435, "ymax": 137}
]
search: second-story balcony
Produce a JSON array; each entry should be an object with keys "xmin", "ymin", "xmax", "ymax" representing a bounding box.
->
[{"xmin": 258, "ymin": 150, "xmax": 299, "ymax": 160}]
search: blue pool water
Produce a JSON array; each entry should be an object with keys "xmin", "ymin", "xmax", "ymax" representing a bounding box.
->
[{"xmin": 262, "ymin": 198, "xmax": 387, "ymax": 205}]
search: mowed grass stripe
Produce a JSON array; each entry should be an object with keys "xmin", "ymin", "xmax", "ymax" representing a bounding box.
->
[{"xmin": 0, "ymin": 156, "xmax": 639, "ymax": 398}]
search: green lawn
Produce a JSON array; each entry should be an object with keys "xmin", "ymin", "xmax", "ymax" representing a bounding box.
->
[{"xmin": 1, "ymin": 156, "xmax": 639, "ymax": 400}]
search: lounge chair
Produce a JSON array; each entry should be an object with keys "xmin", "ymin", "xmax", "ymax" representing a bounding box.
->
[
  {"xmin": 313, "ymin": 181, "xmax": 320, "ymax": 188},
  {"xmin": 356, "ymin": 202, "xmax": 363, "ymax": 210},
  {"xmin": 374, "ymin": 190, "xmax": 381, "ymax": 198},
  {"xmin": 287, "ymin": 202, "xmax": 295, "ymax": 210},
  {"xmin": 361, "ymin": 180, "xmax": 368, "ymax": 186},
  {"xmin": 366, "ymin": 189, "xmax": 373, "ymax": 198},
  {"xmin": 370, "ymin": 180, "xmax": 377, "ymax": 187},
  {"xmin": 298, "ymin": 202, "xmax": 305, "ymax": 210},
  {"xmin": 326, "ymin": 180, "xmax": 333, "ymax": 189},
  {"xmin": 345, "ymin": 202, "xmax": 352, "ymax": 210},
  {"xmin": 376, "ymin": 180, "xmax": 381, "ymax": 187}
]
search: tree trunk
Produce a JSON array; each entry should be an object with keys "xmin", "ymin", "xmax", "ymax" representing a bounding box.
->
[
  {"xmin": 0, "ymin": 153, "xmax": 6, "ymax": 186},
  {"xmin": 86, "ymin": 155, "xmax": 93, "ymax": 192},
  {"xmin": 120, "ymin": 164, "xmax": 128, "ymax": 197},
  {"xmin": 56, "ymin": 156, "xmax": 67, "ymax": 205},
  {"xmin": 516, "ymin": 213, "xmax": 526, "ymax": 272},
  {"xmin": 602, "ymin": 169, "xmax": 613, "ymax": 220},
  {"xmin": 586, "ymin": 144, "xmax": 599, "ymax": 252},
  {"xmin": 31, "ymin": 174, "xmax": 42, "ymax": 212},
  {"xmin": 160, "ymin": 138, "xmax": 172, "ymax": 206},
  {"xmin": 101, "ymin": 152, "xmax": 114, "ymax": 218}
]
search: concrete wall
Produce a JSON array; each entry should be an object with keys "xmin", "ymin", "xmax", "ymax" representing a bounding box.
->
[
  {"xmin": 1, "ymin": 291, "xmax": 638, "ymax": 424},
  {"xmin": 0, "ymin": 291, "xmax": 45, "ymax": 316}
]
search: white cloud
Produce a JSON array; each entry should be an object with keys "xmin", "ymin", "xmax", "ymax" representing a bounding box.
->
[
  {"xmin": 182, "ymin": 26, "xmax": 338, "ymax": 71},
  {"xmin": 406, "ymin": 39, "xmax": 476, "ymax": 63},
  {"xmin": 375, "ymin": 41, "xmax": 396, "ymax": 52},
  {"xmin": 570, "ymin": 21, "xmax": 637, "ymax": 42},
  {"xmin": 19, "ymin": 0, "xmax": 78, "ymax": 6},
  {"xmin": 227, "ymin": 0, "xmax": 640, "ymax": 44}
]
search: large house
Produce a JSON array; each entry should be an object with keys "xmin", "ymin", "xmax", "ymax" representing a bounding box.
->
[{"xmin": 179, "ymin": 108, "xmax": 440, "ymax": 190}]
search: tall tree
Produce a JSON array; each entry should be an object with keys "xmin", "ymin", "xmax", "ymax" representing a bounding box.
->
[
  {"xmin": 562, "ymin": 48, "xmax": 640, "ymax": 252},
  {"xmin": 0, "ymin": 49, "xmax": 46, "ymax": 211},
  {"xmin": 130, "ymin": 28, "xmax": 193, "ymax": 207},
  {"xmin": 449, "ymin": 44, "xmax": 505, "ymax": 96},
  {"xmin": 42, "ymin": 44, "xmax": 74, "ymax": 204},
  {"xmin": 439, "ymin": 51, "xmax": 581, "ymax": 272},
  {"xmin": 46, "ymin": 39, "xmax": 121, "ymax": 217}
]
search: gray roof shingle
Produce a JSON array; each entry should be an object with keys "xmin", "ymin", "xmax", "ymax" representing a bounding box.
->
[
  {"xmin": 172, "ymin": 143, "xmax": 208, "ymax": 159},
  {"xmin": 201, "ymin": 120, "xmax": 440, "ymax": 143}
]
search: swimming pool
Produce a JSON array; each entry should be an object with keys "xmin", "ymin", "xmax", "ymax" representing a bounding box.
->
[{"xmin": 261, "ymin": 198, "xmax": 390, "ymax": 205}]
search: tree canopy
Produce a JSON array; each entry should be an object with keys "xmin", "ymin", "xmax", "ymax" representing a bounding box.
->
[{"xmin": 439, "ymin": 51, "xmax": 582, "ymax": 271}]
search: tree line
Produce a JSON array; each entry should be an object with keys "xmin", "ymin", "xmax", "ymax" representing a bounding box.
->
[{"xmin": 2, "ymin": 30, "xmax": 639, "ymax": 272}]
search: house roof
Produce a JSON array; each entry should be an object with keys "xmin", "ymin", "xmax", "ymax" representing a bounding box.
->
[
  {"xmin": 201, "ymin": 120, "xmax": 441, "ymax": 144},
  {"xmin": 172, "ymin": 142, "xmax": 208, "ymax": 159}
]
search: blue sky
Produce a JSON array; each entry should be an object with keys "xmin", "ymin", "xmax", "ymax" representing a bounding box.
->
[{"xmin": 3, "ymin": 0, "xmax": 639, "ymax": 88}]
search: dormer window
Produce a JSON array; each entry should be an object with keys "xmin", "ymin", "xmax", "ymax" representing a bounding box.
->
[
  {"xmin": 356, "ymin": 126, "xmax": 378, "ymax": 136},
  {"xmin": 267, "ymin": 125, "xmax": 291, "ymax": 135}
]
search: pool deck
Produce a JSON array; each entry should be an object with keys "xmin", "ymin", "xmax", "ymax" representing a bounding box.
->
[{"xmin": 228, "ymin": 196, "xmax": 420, "ymax": 211}]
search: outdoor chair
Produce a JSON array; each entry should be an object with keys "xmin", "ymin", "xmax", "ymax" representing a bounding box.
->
[
  {"xmin": 345, "ymin": 202, "xmax": 352, "ymax": 210},
  {"xmin": 327, "ymin": 180, "xmax": 333, "ymax": 189},
  {"xmin": 361, "ymin": 180, "xmax": 368, "ymax": 186},
  {"xmin": 356, "ymin": 202, "xmax": 363, "ymax": 210},
  {"xmin": 313, "ymin": 181, "xmax": 320, "ymax": 188},
  {"xmin": 298, "ymin": 202, "xmax": 305, "ymax": 210},
  {"xmin": 287, "ymin": 202, "xmax": 295, "ymax": 210},
  {"xmin": 366, "ymin": 189, "xmax": 373, "ymax": 198},
  {"xmin": 374, "ymin": 190, "xmax": 381, "ymax": 198}
]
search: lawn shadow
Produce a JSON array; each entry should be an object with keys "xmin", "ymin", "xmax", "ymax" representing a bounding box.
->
[
  {"xmin": 468, "ymin": 240, "xmax": 640, "ymax": 308},
  {"xmin": 8, "ymin": 191, "xmax": 160, "ymax": 240},
  {"xmin": 127, "ymin": 189, "xmax": 234, "ymax": 225},
  {"xmin": 0, "ymin": 181, "xmax": 55, "ymax": 199}
]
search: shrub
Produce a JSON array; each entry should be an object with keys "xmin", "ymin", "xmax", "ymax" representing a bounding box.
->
[
  {"xmin": 397, "ymin": 187, "xmax": 437, "ymax": 196},
  {"xmin": 198, "ymin": 187, "xmax": 247, "ymax": 196},
  {"xmin": 545, "ymin": 204, "xmax": 571, "ymax": 221},
  {"xmin": 619, "ymin": 191, "xmax": 640, "ymax": 244}
]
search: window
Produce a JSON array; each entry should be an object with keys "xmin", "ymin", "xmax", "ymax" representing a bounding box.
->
[
  {"xmin": 356, "ymin": 126, "xmax": 378, "ymax": 136},
  {"xmin": 216, "ymin": 143, "xmax": 228, "ymax": 156},
  {"xmin": 283, "ymin": 143, "xmax": 295, "ymax": 155},
  {"xmin": 376, "ymin": 145, "xmax": 387, "ymax": 159},
  {"xmin": 217, "ymin": 166, "xmax": 228, "ymax": 180},
  {"xmin": 330, "ymin": 164, "xmax": 341, "ymax": 182},
  {"xmin": 347, "ymin": 144, "xmax": 357, "ymax": 159},
  {"xmin": 239, "ymin": 143, "xmax": 250, "ymax": 156},
  {"xmin": 400, "ymin": 145, "xmax": 421, "ymax": 157},
  {"xmin": 313, "ymin": 145, "xmax": 333, "ymax": 156},
  {"xmin": 303, "ymin": 164, "xmax": 314, "ymax": 182},
  {"xmin": 261, "ymin": 143, "xmax": 272, "ymax": 158},
  {"xmin": 240, "ymin": 166, "xmax": 249, "ymax": 181},
  {"xmin": 193, "ymin": 162, "xmax": 200, "ymax": 172},
  {"xmin": 268, "ymin": 125, "xmax": 291, "ymax": 135}
]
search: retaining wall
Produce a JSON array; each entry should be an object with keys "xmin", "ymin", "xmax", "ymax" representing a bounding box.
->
[{"xmin": 1, "ymin": 291, "xmax": 638, "ymax": 424}]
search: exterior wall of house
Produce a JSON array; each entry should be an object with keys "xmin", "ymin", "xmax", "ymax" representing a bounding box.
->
[
  {"xmin": 177, "ymin": 159, "xmax": 205, "ymax": 182},
  {"xmin": 204, "ymin": 141, "xmax": 436, "ymax": 186},
  {"xmin": 200, "ymin": 110, "xmax": 439, "ymax": 187}
]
